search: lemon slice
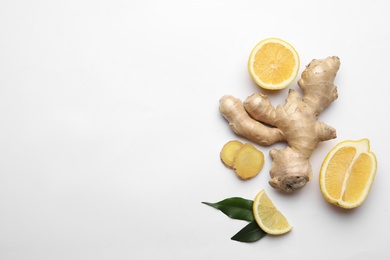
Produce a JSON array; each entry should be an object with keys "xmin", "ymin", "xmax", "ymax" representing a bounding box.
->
[
  {"xmin": 252, "ymin": 189, "xmax": 292, "ymax": 235},
  {"xmin": 248, "ymin": 38, "xmax": 300, "ymax": 90},
  {"xmin": 319, "ymin": 139, "xmax": 377, "ymax": 209}
]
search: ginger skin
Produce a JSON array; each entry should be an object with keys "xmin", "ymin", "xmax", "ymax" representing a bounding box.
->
[{"xmin": 219, "ymin": 56, "xmax": 340, "ymax": 192}]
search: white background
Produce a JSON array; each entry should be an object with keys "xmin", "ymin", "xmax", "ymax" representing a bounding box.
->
[{"xmin": 1, "ymin": 0, "xmax": 389, "ymax": 259}]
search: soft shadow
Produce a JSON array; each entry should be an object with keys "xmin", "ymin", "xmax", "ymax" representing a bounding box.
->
[{"xmin": 321, "ymin": 199, "xmax": 360, "ymax": 216}]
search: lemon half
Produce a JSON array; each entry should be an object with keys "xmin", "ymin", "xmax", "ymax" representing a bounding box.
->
[
  {"xmin": 248, "ymin": 38, "xmax": 300, "ymax": 90},
  {"xmin": 319, "ymin": 139, "xmax": 377, "ymax": 209}
]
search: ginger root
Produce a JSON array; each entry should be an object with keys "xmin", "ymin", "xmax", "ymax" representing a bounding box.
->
[
  {"xmin": 219, "ymin": 56, "xmax": 340, "ymax": 192},
  {"xmin": 220, "ymin": 140, "xmax": 244, "ymax": 168},
  {"xmin": 220, "ymin": 140, "xmax": 264, "ymax": 180},
  {"xmin": 233, "ymin": 143, "xmax": 264, "ymax": 180}
]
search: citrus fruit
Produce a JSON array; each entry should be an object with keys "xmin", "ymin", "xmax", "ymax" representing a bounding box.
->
[
  {"xmin": 248, "ymin": 38, "xmax": 300, "ymax": 90},
  {"xmin": 319, "ymin": 139, "xmax": 377, "ymax": 209},
  {"xmin": 252, "ymin": 189, "xmax": 292, "ymax": 235}
]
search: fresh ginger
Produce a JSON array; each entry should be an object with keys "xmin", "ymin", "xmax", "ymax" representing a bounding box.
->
[
  {"xmin": 233, "ymin": 143, "xmax": 264, "ymax": 180},
  {"xmin": 219, "ymin": 56, "xmax": 340, "ymax": 192},
  {"xmin": 220, "ymin": 140, "xmax": 244, "ymax": 168},
  {"xmin": 220, "ymin": 140, "xmax": 264, "ymax": 180}
]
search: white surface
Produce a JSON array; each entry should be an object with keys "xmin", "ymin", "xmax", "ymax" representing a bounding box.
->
[{"xmin": 1, "ymin": 0, "xmax": 389, "ymax": 259}]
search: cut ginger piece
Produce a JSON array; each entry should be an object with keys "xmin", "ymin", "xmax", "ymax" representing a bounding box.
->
[
  {"xmin": 220, "ymin": 140, "xmax": 243, "ymax": 168},
  {"xmin": 233, "ymin": 143, "xmax": 264, "ymax": 180}
]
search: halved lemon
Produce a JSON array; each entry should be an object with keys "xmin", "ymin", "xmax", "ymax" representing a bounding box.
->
[
  {"xmin": 248, "ymin": 38, "xmax": 300, "ymax": 90},
  {"xmin": 319, "ymin": 139, "xmax": 377, "ymax": 209},
  {"xmin": 252, "ymin": 189, "xmax": 292, "ymax": 235}
]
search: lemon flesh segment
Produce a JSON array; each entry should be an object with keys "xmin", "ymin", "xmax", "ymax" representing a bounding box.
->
[
  {"xmin": 253, "ymin": 43, "xmax": 296, "ymax": 85},
  {"xmin": 248, "ymin": 38, "xmax": 300, "ymax": 90},
  {"xmin": 320, "ymin": 139, "xmax": 377, "ymax": 209},
  {"xmin": 324, "ymin": 147, "xmax": 356, "ymax": 201},
  {"xmin": 343, "ymin": 153, "xmax": 375, "ymax": 206},
  {"xmin": 253, "ymin": 189, "xmax": 292, "ymax": 235}
]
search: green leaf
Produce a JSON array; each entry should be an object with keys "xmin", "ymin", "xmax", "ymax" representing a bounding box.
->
[
  {"xmin": 202, "ymin": 197, "xmax": 254, "ymax": 222},
  {"xmin": 231, "ymin": 221, "xmax": 267, "ymax": 243}
]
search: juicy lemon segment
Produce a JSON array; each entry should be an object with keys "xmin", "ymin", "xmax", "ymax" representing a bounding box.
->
[
  {"xmin": 320, "ymin": 139, "xmax": 377, "ymax": 209},
  {"xmin": 343, "ymin": 153, "xmax": 374, "ymax": 203},
  {"xmin": 248, "ymin": 38, "xmax": 300, "ymax": 90},
  {"xmin": 253, "ymin": 189, "xmax": 292, "ymax": 235},
  {"xmin": 324, "ymin": 146, "xmax": 356, "ymax": 200}
]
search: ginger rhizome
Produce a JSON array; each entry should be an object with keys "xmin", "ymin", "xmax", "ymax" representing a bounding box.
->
[
  {"xmin": 220, "ymin": 140, "xmax": 244, "ymax": 168},
  {"xmin": 219, "ymin": 56, "xmax": 340, "ymax": 192},
  {"xmin": 220, "ymin": 140, "xmax": 264, "ymax": 180}
]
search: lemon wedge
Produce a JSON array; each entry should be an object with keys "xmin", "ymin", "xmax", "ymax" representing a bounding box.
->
[{"xmin": 252, "ymin": 189, "xmax": 292, "ymax": 235}]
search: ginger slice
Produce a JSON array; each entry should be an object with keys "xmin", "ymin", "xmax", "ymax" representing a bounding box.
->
[
  {"xmin": 233, "ymin": 143, "xmax": 264, "ymax": 180},
  {"xmin": 220, "ymin": 140, "xmax": 243, "ymax": 168}
]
